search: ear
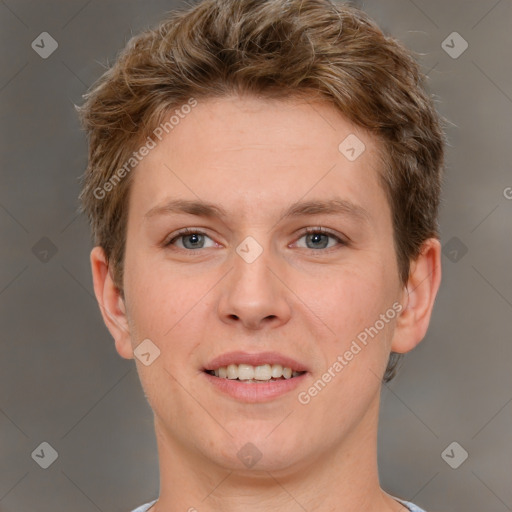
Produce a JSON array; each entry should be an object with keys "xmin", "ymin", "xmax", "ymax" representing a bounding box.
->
[
  {"xmin": 90, "ymin": 246, "xmax": 134, "ymax": 360},
  {"xmin": 391, "ymin": 238, "xmax": 442, "ymax": 354}
]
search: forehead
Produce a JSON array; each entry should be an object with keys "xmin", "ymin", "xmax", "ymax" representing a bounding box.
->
[{"xmin": 128, "ymin": 95, "xmax": 388, "ymax": 226}]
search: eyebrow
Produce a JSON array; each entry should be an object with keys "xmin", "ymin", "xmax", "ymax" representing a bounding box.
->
[{"xmin": 144, "ymin": 197, "xmax": 371, "ymax": 224}]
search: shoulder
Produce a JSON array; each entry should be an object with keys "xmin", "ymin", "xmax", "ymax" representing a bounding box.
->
[
  {"xmin": 129, "ymin": 497, "xmax": 427, "ymax": 512},
  {"xmin": 130, "ymin": 499, "xmax": 158, "ymax": 512},
  {"xmin": 393, "ymin": 496, "xmax": 428, "ymax": 512}
]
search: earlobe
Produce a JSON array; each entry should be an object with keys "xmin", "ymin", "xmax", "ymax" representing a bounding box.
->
[
  {"xmin": 90, "ymin": 246, "xmax": 134, "ymax": 360},
  {"xmin": 391, "ymin": 238, "xmax": 442, "ymax": 354}
]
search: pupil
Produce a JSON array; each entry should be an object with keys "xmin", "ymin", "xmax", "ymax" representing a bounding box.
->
[
  {"xmin": 308, "ymin": 233, "xmax": 327, "ymax": 249},
  {"xmin": 185, "ymin": 233, "xmax": 202, "ymax": 248}
]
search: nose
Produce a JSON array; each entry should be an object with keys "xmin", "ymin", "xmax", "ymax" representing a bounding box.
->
[{"xmin": 217, "ymin": 241, "xmax": 292, "ymax": 331}]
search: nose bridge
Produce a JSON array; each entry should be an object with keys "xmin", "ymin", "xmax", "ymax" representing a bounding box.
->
[
  {"xmin": 231, "ymin": 233, "xmax": 278, "ymax": 300},
  {"xmin": 218, "ymin": 232, "xmax": 291, "ymax": 328}
]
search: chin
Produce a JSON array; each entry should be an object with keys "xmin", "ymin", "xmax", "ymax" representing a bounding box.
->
[{"xmin": 209, "ymin": 427, "xmax": 307, "ymax": 473}]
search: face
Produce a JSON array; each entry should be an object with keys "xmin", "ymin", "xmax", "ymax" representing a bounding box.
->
[{"xmin": 115, "ymin": 95, "xmax": 408, "ymax": 472}]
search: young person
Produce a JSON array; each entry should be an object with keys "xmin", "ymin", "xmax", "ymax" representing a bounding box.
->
[{"xmin": 76, "ymin": 1, "xmax": 445, "ymax": 510}]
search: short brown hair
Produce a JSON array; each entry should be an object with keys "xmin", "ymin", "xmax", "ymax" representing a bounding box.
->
[{"xmin": 76, "ymin": 0, "xmax": 446, "ymax": 382}]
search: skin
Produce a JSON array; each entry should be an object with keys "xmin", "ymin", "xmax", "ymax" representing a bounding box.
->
[{"xmin": 91, "ymin": 95, "xmax": 441, "ymax": 512}]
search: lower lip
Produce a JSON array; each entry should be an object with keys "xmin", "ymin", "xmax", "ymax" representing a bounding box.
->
[{"xmin": 202, "ymin": 371, "xmax": 308, "ymax": 403}]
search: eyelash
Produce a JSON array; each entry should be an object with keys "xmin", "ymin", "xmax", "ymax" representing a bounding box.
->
[{"xmin": 164, "ymin": 227, "xmax": 348, "ymax": 254}]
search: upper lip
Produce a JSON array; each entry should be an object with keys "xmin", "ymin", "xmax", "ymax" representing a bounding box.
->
[{"xmin": 204, "ymin": 351, "xmax": 309, "ymax": 372}]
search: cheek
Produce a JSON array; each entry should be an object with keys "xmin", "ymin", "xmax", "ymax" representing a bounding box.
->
[
  {"xmin": 322, "ymin": 264, "xmax": 390, "ymax": 331},
  {"xmin": 124, "ymin": 257, "xmax": 211, "ymax": 366},
  {"xmin": 313, "ymin": 258, "xmax": 399, "ymax": 386},
  {"xmin": 123, "ymin": 253, "xmax": 178, "ymax": 343},
  {"xmin": 308, "ymin": 271, "xmax": 396, "ymax": 406}
]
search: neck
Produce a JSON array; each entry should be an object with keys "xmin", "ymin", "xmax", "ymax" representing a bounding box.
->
[{"xmin": 150, "ymin": 392, "xmax": 404, "ymax": 512}]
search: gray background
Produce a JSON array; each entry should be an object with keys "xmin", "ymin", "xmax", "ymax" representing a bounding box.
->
[{"xmin": 0, "ymin": 0, "xmax": 511, "ymax": 511}]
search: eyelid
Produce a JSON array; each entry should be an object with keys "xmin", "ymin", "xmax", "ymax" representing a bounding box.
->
[
  {"xmin": 292, "ymin": 226, "xmax": 349, "ymax": 248},
  {"xmin": 163, "ymin": 226, "xmax": 349, "ymax": 252},
  {"xmin": 298, "ymin": 226, "xmax": 347, "ymax": 240},
  {"xmin": 163, "ymin": 227, "xmax": 215, "ymax": 248}
]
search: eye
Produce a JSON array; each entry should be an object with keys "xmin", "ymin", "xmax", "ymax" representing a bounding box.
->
[
  {"xmin": 165, "ymin": 228, "xmax": 216, "ymax": 251},
  {"xmin": 293, "ymin": 227, "xmax": 348, "ymax": 251},
  {"xmin": 163, "ymin": 227, "xmax": 348, "ymax": 254}
]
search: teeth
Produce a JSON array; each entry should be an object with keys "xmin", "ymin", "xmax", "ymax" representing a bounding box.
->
[
  {"xmin": 209, "ymin": 363, "xmax": 303, "ymax": 380},
  {"xmin": 254, "ymin": 364, "xmax": 272, "ymax": 380},
  {"xmin": 237, "ymin": 364, "xmax": 255, "ymax": 380},
  {"xmin": 227, "ymin": 364, "xmax": 238, "ymax": 379},
  {"xmin": 271, "ymin": 364, "xmax": 283, "ymax": 378}
]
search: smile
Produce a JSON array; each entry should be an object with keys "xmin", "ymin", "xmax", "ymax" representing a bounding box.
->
[{"xmin": 205, "ymin": 363, "xmax": 306, "ymax": 382}]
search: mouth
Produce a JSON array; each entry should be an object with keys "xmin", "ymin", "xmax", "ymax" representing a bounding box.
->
[
  {"xmin": 202, "ymin": 351, "xmax": 309, "ymax": 401},
  {"xmin": 203, "ymin": 363, "xmax": 307, "ymax": 383}
]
